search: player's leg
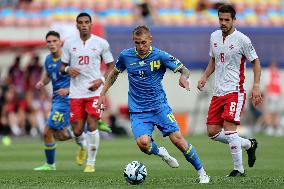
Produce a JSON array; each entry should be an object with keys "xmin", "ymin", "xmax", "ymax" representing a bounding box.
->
[
  {"xmin": 70, "ymin": 98, "xmax": 87, "ymax": 166},
  {"xmin": 222, "ymin": 92, "xmax": 257, "ymax": 176},
  {"xmin": 34, "ymin": 126, "xmax": 56, "ymax": 171},
  {"xmin": 84, "ymin": 115, "xmax": 99, "ymax": 172},
  {"xmin": 83, "ymin": 97, "xmax": 102, "ymax": 172},
  {"xmin": 206, "ymin": 96, "xmax": 228, "ymax": 143},
  {"xmin": 130, "ymin": 112, "xmax": 176, "ymax": 167},
  {"xmin": 135, "ymin": 133, "xmax": 179, "ymax": 168},
  {"xmin": 130, "ymin": 112, "xmax": 159, "ymax": 155},
  {"xmin": 168, "ymin": 131, "xmax": 210, "ymax": 183},
  {"xmin": 223, "ymin": 121, "xmax": 245, "ymax": 176},
  {"xmin": 155, "ymin": 106, "xmax": 209, "ymax": 183}
]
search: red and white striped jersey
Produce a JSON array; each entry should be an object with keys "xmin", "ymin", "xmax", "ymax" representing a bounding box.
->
[
  {"xmin": 62, "ymin": 34, "xmax": 114, "ymax": 98},
  {"xmin": 209, "ymin": 29, "xmax": 258, "ymax": 96}
]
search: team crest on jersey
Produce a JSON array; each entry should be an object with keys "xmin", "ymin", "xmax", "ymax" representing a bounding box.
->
[
  {"xmin": 214, "ymin": 43, "xmax": 217, "ymax": 47},
  {"xmin": 139, "ymin": 61, "xmax": 146, "ymax": 66},
  {"xmin": 229, "ymin": 44, "xmax": 234, "ymax": 50},
  {"xmin": 72, "ymin": 48, "xmax": 76, "ymax": 51},
  {"xmin": 92, "ymin": 48, "xmax": 96, "ymax": 52}
]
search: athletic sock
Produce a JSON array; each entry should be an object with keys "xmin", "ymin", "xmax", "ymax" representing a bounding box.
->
[
  {"xmin": 147, "ymin": 140, "xmax": 159, "ymax": 155},
  {"xmin": 210, "ymin": 129, "xmax": 228, "ymax": 144},
  {"xmin": 225, "ymin": 131, "xmax": 244, "ymax": 173},
  {"xmin": 184, "ymin": 144, "xmax": 203, "ymax": 171},
  {"xmin": 44, "ymin": 143, "xmax": 56, "ymax": 165},
  {"xmin": 211, "ymin": 129, "xmax": 251, "ymax": 150},
  {"xmin": 86, "ymin": 130, "xmax": 100, "ymax": 166},
  {"xmin": 75, "ymin": 133, "xmax": 87, "ymax": 149}
]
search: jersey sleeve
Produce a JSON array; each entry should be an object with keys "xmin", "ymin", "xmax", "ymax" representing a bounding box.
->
[
  {"xmin": 114, "ymin": 52, "xmax": 126, "ymax": 73},
  {"xmin": 161, "ymin": 51, "xmax": 183, "ymax": 73},
  {"xmin": 209, "ymin": 34, "xmax": 214, "ymax": 58},
  {"xmin": 61, "ymin": 40, "xmax": 70, "ymax": 64},
  {"xmin": 101, "ymin": 40, "xmax": 114, "ymax": 64},
  {"xmin": 241, "ymin": 36, "xmax": 258, "ymax": 62}
]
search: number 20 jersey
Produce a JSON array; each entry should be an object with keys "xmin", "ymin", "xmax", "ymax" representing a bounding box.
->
[
  {"xmin": 62, "ymin": 34, "xmax": 114, "ymax": 98},
  {"xmin": 209, "ymin": 29, "xmax": 258, "ymax": 96}
]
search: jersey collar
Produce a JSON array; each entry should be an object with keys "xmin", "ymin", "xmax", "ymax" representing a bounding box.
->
[{"xmin": 135, "ymin": 46, "xmax": 152, "ymax": 59}]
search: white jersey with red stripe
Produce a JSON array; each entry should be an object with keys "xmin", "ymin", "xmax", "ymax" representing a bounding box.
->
[
  {"xmin": 62, "ymin": 34, "xmax": 114, "ymax": 98},
  {"xmin": 209, "ymin": 29, "xmax": 258, "ymax": 96}
]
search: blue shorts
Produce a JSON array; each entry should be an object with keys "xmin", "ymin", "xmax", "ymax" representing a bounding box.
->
[
  {"xmin": 47, "ymin": 104, "xmax": 70, "ymax": 130},
  {"xmin": 130, "ymin": 106, "xmax": 179, "ymax": 139}
]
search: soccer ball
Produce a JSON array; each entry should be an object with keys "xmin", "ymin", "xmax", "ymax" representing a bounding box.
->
[{"xmin": 123, "ymin": 161, "xmax": 147, "ymax": 185}]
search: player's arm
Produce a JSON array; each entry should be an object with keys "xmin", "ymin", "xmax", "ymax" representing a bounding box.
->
[
  {"xmin": 60, "ymin": 40, "xmax": 80, "ymax": 77},
  {"xmin": 250, "ymin": 58, "xmax": 262, "ymax": 107},
  {"xmin": 36, "ymin": 71, "xmax": 50, "ymax": 90},
  {"xmin": 89, "ymin": 61, "xmax": 115, "ymax": 91},
  {"xmin": 177, "ymin": 65, "xmax": 190, "ymax": 91},
  {"xmin": 197, "ymin": 57, "xmax": 215, "ymax": 91},
  {"xmin": 97, "ymin": 68, "xmax": 120, "ymax": 109},
  {"xmin": 60, "ymin": 62, "xmax": 80, "ymax": 78}
]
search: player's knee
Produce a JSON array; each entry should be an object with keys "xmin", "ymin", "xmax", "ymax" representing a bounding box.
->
[
  {"xmin": 136, "ymin": 138, "xmax": 150, "ymax": 153},
  {"xmin": 73, "ymin": 129, "xmax": 82, "ymax": 137},
  {"xmin": 43, "ymin": 132, "xmax": 52, "ymax": 142}
]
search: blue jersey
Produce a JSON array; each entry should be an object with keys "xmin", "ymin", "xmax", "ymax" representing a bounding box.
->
[
  {"xmin": 45, "ymin": 54, "xmax": 70, "ymax": 129},
  {"xmin": 44, "ymin": 54, "xmax": 70, "ymax": 108},
  {"xmin": 115, "ymin": 47, "xmax": 183, "ymax": 113}
]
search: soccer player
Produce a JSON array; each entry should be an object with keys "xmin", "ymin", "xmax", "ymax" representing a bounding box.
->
[
  {"xmin": 197, "ymin": 4, "xmax": 262, "ymax": 177},
  {"xmin": 98, "ymin": 25, "xmax": 210, "ymax": 184},
  {"xmin": 34, "ymin": 31, "xmax": 86, "ymax": 171},
  {"xmin": 60, "ymin": 12, "xmax": 115, "ymax": 172}
]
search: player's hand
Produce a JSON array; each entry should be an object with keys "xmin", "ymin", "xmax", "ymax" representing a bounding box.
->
[
  {"xmin": 197, "ymin": 76, "xmax": 207, "ymax": 91},
  {"xmin": 179, "ymin": 76, "xmax": 190, "ymax": 91},
  {"xmin": 67, "ymin": 67, "xmax": 80, "ymax": 78},
  {"xmin": 250, "ymin": 85, "xmax": 262, "ymax": 107},
  {"xmin": 56, "ymin": 88, "xmax": 69, "ymax": 96},
  {"xmin": 35, "ymin": 81, "xmax": 44, "ymax": 89},
  {"xmin": 97, "ymin": 94, "xmax": 106, "ymax": 110},
  {"xmin": 88, "ymin": 79, "xmax": 104, "ymax": 91}
]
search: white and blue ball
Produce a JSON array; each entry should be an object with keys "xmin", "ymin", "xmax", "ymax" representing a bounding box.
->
[{"xmin": 123, "ymin": 161, "xmax": 147, "ymax": 185}]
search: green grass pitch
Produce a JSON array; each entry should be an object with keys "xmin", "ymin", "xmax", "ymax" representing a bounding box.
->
[{"xmin": 0, "ymin": 134, "xmax": 283, "ymax": 189}]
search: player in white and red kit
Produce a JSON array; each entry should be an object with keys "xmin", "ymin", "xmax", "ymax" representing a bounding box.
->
[
  {"xmin": 61, "ymin": 13, "xmax": 114, "ymax": 172},
  {"xmin": 197, "ymin": 5, "xmax": 262, "ymax": 177}
]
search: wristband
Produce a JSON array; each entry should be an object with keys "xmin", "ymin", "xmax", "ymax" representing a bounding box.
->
[
  {"xmin": 100, "ymin": 76, "xmax": 106, "ymax": 84},
  {"xmin": 253, "ymin": 83, "xmax": 260, "ymax": 87},
  {"xmin": 64, "ymin": 66, "xmax": 70, "ymax": 73}
]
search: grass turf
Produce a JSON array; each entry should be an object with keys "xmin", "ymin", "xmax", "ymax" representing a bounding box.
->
[{"xmin": 0, "ymin": 134, "xmax": 283, "ymax": 189}]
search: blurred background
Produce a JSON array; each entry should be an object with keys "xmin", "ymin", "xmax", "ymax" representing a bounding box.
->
[{"xmin": 0, "ymin": 0, "xmax": 284, "ymax": 144}]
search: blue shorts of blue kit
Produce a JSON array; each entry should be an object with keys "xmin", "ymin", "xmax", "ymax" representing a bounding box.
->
[
  {"xmin": 130, "ymin": 106, "xmax": 179, "ymax": 139},
  {"xmin": 47, "ymin": 105, "xmax": 70, "ymax": 130}
]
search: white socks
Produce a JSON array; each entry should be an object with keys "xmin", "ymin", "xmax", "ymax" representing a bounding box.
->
[
  {"xmin": 86, "ymin": 129, "xmax": 100, "ymax": 166},
  {"xmin": 75, "ymin": 133, "xmax": 87, "ymax": 149},
  {"xmin": 210, "ymin": 129, "xmax": 227, "ymax": 144},
  {"xmin": 211, "ymin": 129, "xmax": 251, "ymax": 150},
  {"xmin": 225, "ymin": 131, "xmax": 244, "ymax": 173}
]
